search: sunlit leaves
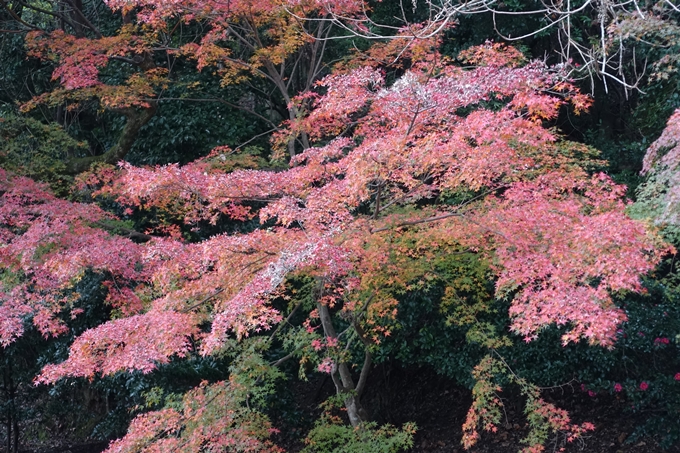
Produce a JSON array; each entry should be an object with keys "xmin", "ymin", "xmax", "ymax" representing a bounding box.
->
[{"xmin": 36, "ymin": 310, "xmax": 197, "ymax": 383}]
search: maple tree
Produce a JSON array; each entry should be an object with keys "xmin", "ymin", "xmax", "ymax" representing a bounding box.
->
[
  {"xmin": 10, "ymin": 0, "xmax": 374, "ymax": 163},
  {"xmin": 0, "ymin": 15, "xmax": 671, "ymax": 448},
  {"xmin": 6, "ymin": 0, "xmax": 161, "ymax": 174},
  {"xmin": 1, "ymin": 0, "xmax": 678, "ymax": 451}
]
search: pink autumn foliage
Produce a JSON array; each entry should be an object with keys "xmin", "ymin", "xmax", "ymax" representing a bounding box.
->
[
  {"xmin": 22, "ymin": 28, "xmax": 159, "ymax": 111},
  {"xmin": 104, "ymin": 408, "xmax": 183, "ymax": 453},
  {"xmin": 0, "ymin": 169, "xmax": 147, "ymax": 341},
  {"xmin": 36, "ymin": 310, "xmax": 197, "ymax": 384},
  {"xmin": 480, "ymin": 172, "xmax": 665, "ymax": 346},
  {"xmin": 0, "ymin": 290, "xmax": 32, "ymax": 347},
  {"xmin": 0, "ymin": 43, "xmax": 667, "ymax": 399},
  {"xmin": 88, "ymin": 42, "xmax": 663, "ymax": 358},
  {"xmin": 104, "ymin": 381, "xmax": 284, "ymax": 453},
  {"xmin": 103, "ymin": 0, "xmax": 364, "ymax": 33}
]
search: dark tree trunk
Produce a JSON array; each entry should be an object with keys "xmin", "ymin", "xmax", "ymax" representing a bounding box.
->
[
  {"xmin": 2, "ymin": 350, "xmax": 19, "ymax": 453},
  {"xmin": 64, "ymin": 103, "xmax": 157, "ymax": 174},
  {"xmin": 62, "ymin": 48, "xmax": 158, "ymax": 174}
]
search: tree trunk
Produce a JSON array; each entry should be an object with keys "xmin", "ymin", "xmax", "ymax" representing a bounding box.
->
[
  {"xmin": 2, "ymin": 351, "xmax": 18, "ymax": 453},
  {"xmin": 316, "ymin": 302, "xmax": 371, "ymax": 427},
  {"xmin": 63, "ymin": 50, "xmax": 157, "ymax": 175},
  {"xmin": 64, "ymin": 102, "xmax": 157, "ymax": 174},
  {"xmin": 336, "ymin": 361, "xmax": 370, "ymax": 427},
  {"xmin": 11, "ymin": 415, "xmax": 18, "ymax": 453}
]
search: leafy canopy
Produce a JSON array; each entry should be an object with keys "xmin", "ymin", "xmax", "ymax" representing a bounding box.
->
[{"xmin": 0, "ymin": 7, "xmax": 670, "ymax": 451}]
